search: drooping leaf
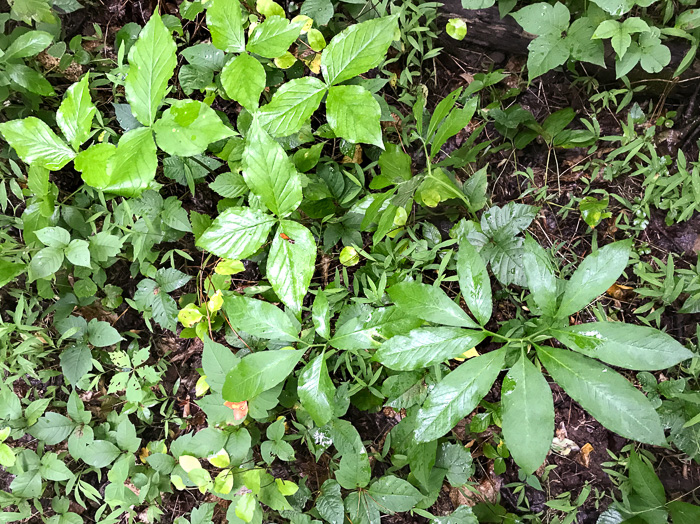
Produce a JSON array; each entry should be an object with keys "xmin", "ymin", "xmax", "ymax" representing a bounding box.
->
[
  {"xmin": 222, "ymin": 350, "xmax": 303, "ymax": 402},
  {"xmin": 375, "ymin": 327, "xmax": 487, "ymax": 371},
  {"xmin": 207, "ymin": 0, "xmax": 245, "ymax": 53},
  {"xmin": 125, "ymin": 12, "xmax": 177, "ymax": 126},
  {"xmin": 196, "ymin": 206, "xmax": 276, "ymax": 259},
  {"xmin": 223, "ymin": 295, "xmax": 300, "ymax": 342},
  {"xmin": 321, "ymin": 15, "xmax": 399, "ymax": 86},
  {"xmin": 258, "ymin": 77, "xmax": 327, "ymax": 137},
  {"xmin": 457, "ymin": 238, "xmax": 492, "ymax": 325},
  {"xmin": 414, "ymin": 348, "xmax": 506, "ymax": 442},
  {"xmin": 267, "ymin": 221, "xmax": 316, "ymax": 315},
  {"xmin": 554, "ymin": 322, "xmax": 693, "ymax": 371},
  {"xmin": 220, "ymin": 53, "xmax": 266, "ymax": 111},
  {"xmin": 153, "ymin": 100, "xmax": 234, "ymax": 156},
  {"xmin": 326, "ymin": 85, "xmax": 383, "ymax": 147},
  {"xmin": 557, "ymin": 240, "xmax": 632, "ymax": 318},
  {"xmin": 298, "ymin": 351, "xmax": 335, "ymax": 426},
  {"xmin": 56, "ymin": 75, "xmax": 97, "ymax": 151},
  {"xmin": 388, "ymin": 281, "xmax": 479, "ymax": 328},
  {"xmin": 243, "ymin": 119, "xmax": 302, "ymax": 217},
  {"xmin": 501, "ymin": 353, "xmax": 554, "ymax": 475},
  {"xmin": 536, "ymin": 345, "xmax": 666, "ymax": 446},
  {"xmin": 0, "ymin": 117, "xmax": 75, "ymax": 170}
]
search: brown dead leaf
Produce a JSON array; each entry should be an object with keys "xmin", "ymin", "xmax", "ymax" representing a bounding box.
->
[
  {"xmin": 607, "ymin": 283, "xmax": 634, "ymax": 300},
  {"xmin": 449, "ymin": 462, "xmax": 501, "ymax": 508},
  {"xmin": 577, "ymin": 443, "xmax": 594, "ymax": 468}
]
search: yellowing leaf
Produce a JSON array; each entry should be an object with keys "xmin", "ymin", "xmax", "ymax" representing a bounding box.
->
[
  {"xmin": 207, "ymin": 448, "xmax": 231, "ymax": 468},
  {"xmin": 178, "ymin": 455, "xmax": 202, "ymax": 473}
]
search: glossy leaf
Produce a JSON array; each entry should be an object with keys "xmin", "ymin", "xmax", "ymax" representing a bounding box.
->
[
  {"xmin": 414, "ymin": 348, "xmax": 506, "ymax": 442},
  {"xmin": 220, "ymin": 53, "xmax": 266, "ymax": 111},
  {"xmin": 246, "ymin": 16, "xmax": 305, "ymax": 58},
  {"xmin": 57, "ymin": 75, "xmax": 97, "ymax": 151},
  {"xmin": 668, "ymin": 501, "xmax": 700, "ymax": 524},
  {"xmin": 206, "ymin": 0, "xmax": 245, "ymax": 52},
  {"xmin": 557, "ymin": 240, "xmax": 632, "ymax": 318},
  {"xmin": 554, "ymin": 322, "xmax": 693, "ymax": 371},
  {"xmin": 457, "ymin": 238, "xmax": 492, "ymax": 325},
  {"xmin": 388, "ymin": 281, "xmax": 479, "ymax": 328},
  {"xmin": 322, "ymin": 15, "xmax": 399, "ymax": 86},
  {"xmin": 0, "ymin": 117, "xmax": 75, "ymax": 171},
  {"xmin": 327, "ymin": 85, "xmax": 383, "ymax": 147},
  {"xmin": 330, "ymin": 306, "xmax": 423, "ymax": 350},
  {"xmin": 258, "ymin": 77, "xmax": 327, "ymax": 137},
  {"xmin": 222, "ymin": 350, "xmax": 303, "ymax": 402},
  {"xmin": 375, "ymin": 327, "xmax": 487, "ymax": 371},
  {"xmin": 522, "ymin": 234, "xmax": 558, "ymax": 316},
  {"xmin": 243, "ymin": 119, "xmax": 302, "ymax": 217},
  {"xmin": 202, "ymin": 338, "xmax": 240, "ymax": 394},
  {"xmin": 125, "ymin": 12, "xmax": 177, "ymax": 126},
  {"xmin": 536, "ymin": 345, "xmax": 666, "ymax": 446},
  {"xmin": 196, "ymin": 206, "xmax": 275, "ymax": 260},
  {"xmin": 501, "ymin": 353, "xmax": 554, "ymax": 475},
  {"xmin": 223, "ymin": 295, "xmax": 300, "ymax": 342},
  {"xmin": 298, "ymin": 351, "xmax": 335, "ymax": 426},
  {"xmin": 312, "ymin": 291, "xmax": 331, "ymax": 339},
  {"xmin": 153, "ymin": 100, "xmax": 234, "ymax": 156},
  {"xmin": 267, "ymin": 221, "xmax": 316, "ymax": 315},
  {"xmin": 2, "ymin": 30, "xmax": 52, "ymax": 61}
]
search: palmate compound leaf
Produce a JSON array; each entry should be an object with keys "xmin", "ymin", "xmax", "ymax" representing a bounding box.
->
[
  {"xmin": 124, "ymin": 11, "xmax": 177, "ymax": 126},
  {"xmin": 501, "ymin": 352, "xmax": 554, "ymax": 475},
  {"xmin": 196, "ymin": 206, "xmax": 276, "ymax": 260},
  {"xmin": 243, "ymin": 118, "xmax": 303, "ymax": 217},
  {"xmin": 536, "ymin": 345, "xmax": 666, "ymax": 446},
  {"xmin": 554, "ymin": 322, "xmax": 693, "ymax": 371},
  {"xmin": 267, "ymin": 221, "xmax": 316, "ymax": 315},
  {"xmin": 374, "ymin": 327, "xmax": 487, "ymax": 371},
  {"xmin": 414, "ymin": 348, "xmax": 506, "ymax": 442},
  {"xmin": 321, "ymin": 15, "xmax": 399, "ymax": 86}
]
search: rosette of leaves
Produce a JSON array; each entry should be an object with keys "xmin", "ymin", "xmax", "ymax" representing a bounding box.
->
[{"xmin": 373, "ymin": 235, "xmax": 693, "ymax": 474}]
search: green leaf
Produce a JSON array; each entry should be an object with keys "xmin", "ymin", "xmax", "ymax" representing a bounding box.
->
[
  {"xmin": 326, "ymin": 85, "xmax": 382, "ymax": 148},
  {"xmin": 40, "ymin": 453, "xmax": 74, "ymax": 481},
  {"xmin": 2, "ymin": 30, "xmax": 52, "ymax": 61},
  {"xmin": 298, "ymin": 351, "xmax": 335, "ymax": 426},
  {"xmin": 267, "ymin": 220, "xmax": 316, "ymax": 314},
  {"xmin": 317, "ymin": 480, "xmax": 344, "ymax": 524},
  {"xmin": 10, "ymin": 470, "xmax": 42, "ymax": 498},
  {"xmin": 60, "ymin": 345, "xmax": 92, "ymax": 386},
  {"xmin": 207, "ymin": 0, "xmax": 245, "ymax": 52},
  {"xmin": 125, "ymin": 12, "xmax": 177, "ymax": 126},
  {"xmin": 501, "ymin": 353, "xmax": 554, "ymax": 475},
  {"xmin": 153, "ymin": 100, "xmax": 234, "ymax": 156},
  {"xmin": 35, "ymin": 226, "xmax": 70, "ymax": 248},
  {"xmin": 512, "ymin": 2, "xmax": 569, "ymax": 35},
  {"xmin": 258, "ymin": 77, "xmax": 327, "ymax": 137},
  {"xmin": 414, "ymin": 348, "xmax": 506, "ymax": 442},
  {"xmin": 196, "ymin": 206, "xmax": 275, "ymax": 259},
  {"xmin": 246, "ymin": 16, "xmax": 304, "ymax": 58},
  {"xmin": 65, "ymin": 239, "xmax": 91, "ymax": 268},
  {"xmin": 56, "ymin": 75, "xmax": 97, "ymax": 151},
  {"xmin": 345, "ymin": 491, "xmax": 380, "ymax": 524},
  {"xmin": 639, "ymin": 31, "xmax": 671, "ymax": 74},
  {"xmin": 418, "ymin": 167, "xmax": 469, "ymax": 207},
  {"xmin": 29, "ymin": 247, "xmax": 64, "ymax": 280},
  {"xmin": 0, "ymin": 117, "xmax": 75, "ymax": 170},
  {"xmin": 629, "ymin": 450, "xmax": 666, "ymax": 509},
  {"xmin": 0, "ymin": 260, "xmax": 26, "ymax": 288},
  {"xmin": 220, "ymin": 53, "xmax": 266, "ymax": 111},
  {"xmin": 330, "ymin": 306, "xmax": 423, "ymax": 350},
  {"xmin": 312, "ymin": 290, "xmax": 331, "ymax": 339},
  {"xmin": 76, "ymin": 127, "xmax": 157, "ymax": 197},
  {"xmin": 457, "ymin": 238, "xmax": 492, "ymax": 325},
  {"xmin": 367, "ymin": 476, "xmax": 422, "ymax": 513},
  {"xmin": 7, "ymin": 63, "xmax": 55, "ymax": 96},
  {"xmin": 430, "ymin": 97, "xmax": 478, "ymax": 159},
  {"xmin": 436, "ymin": 441, "xmax": 474, "ymax": 486},
  {"xmin": 336, "ymin": 451, "xmax": 371, "ymax": 489},
  {"xmin": 375, "ymin": 327, "xmax": 487, "ymax": 371},
  {"xmin": 446, "ymin": 18, "xmax": 467, "ymax": 41},
  {"xmin": 202, "ymin": 337, "xmax": 240, "ymax": 394},
  {"xmin": 589, "ymin": 0, "xmax": 637, "ymax": 16},
  {"xmin": 81, "ymin": 440, "xmax": 121, "ymax": 467},
  {"xmin": 554, "ymin": 322, "xmax": 693, "ymax": 371},
  {"xmin": 222, "ymin": 349, "xmax": 303, "ymax": 402},
  {"xmin": 557, "ymin": 240, "xmax": 631, "ymax": 318},
  {"xmin": 566, "ymin": 18, "xmax": 605, "ymax": 67},
  {"xmin": 243, "ymin": 119, "xmax": 302, "ymax": 217},
  {"xmin": 224, "ymin": 294, "xmax": 300, "ymax": 341},
  {"xmin": 668, "ymin": 501, "xmax": 700, "ymax": 524},
  {"xmin": 87, "ymin": 319, "xmax": 123, "ymax": 347},
  {"xmin": 388, "ymin": 281, "xmax": 478, "ymax": 328},
  {"xmin": 321, "ymin": 15, "xmax": 399, "ymax": 86},
  {"xmin": 536, "ymin": 346, "xmax": 666, "ymax": 446},
  {"xmin": 526, "ymin": 33, "xmax": 570, "ymax": 81},
  {"xmin": 29, "ymin": 413, "xmax": 76, "ymax": 445},
  {"xmin": 522, "ymin": 234, "xmax": 558, "ymax": 316}
]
